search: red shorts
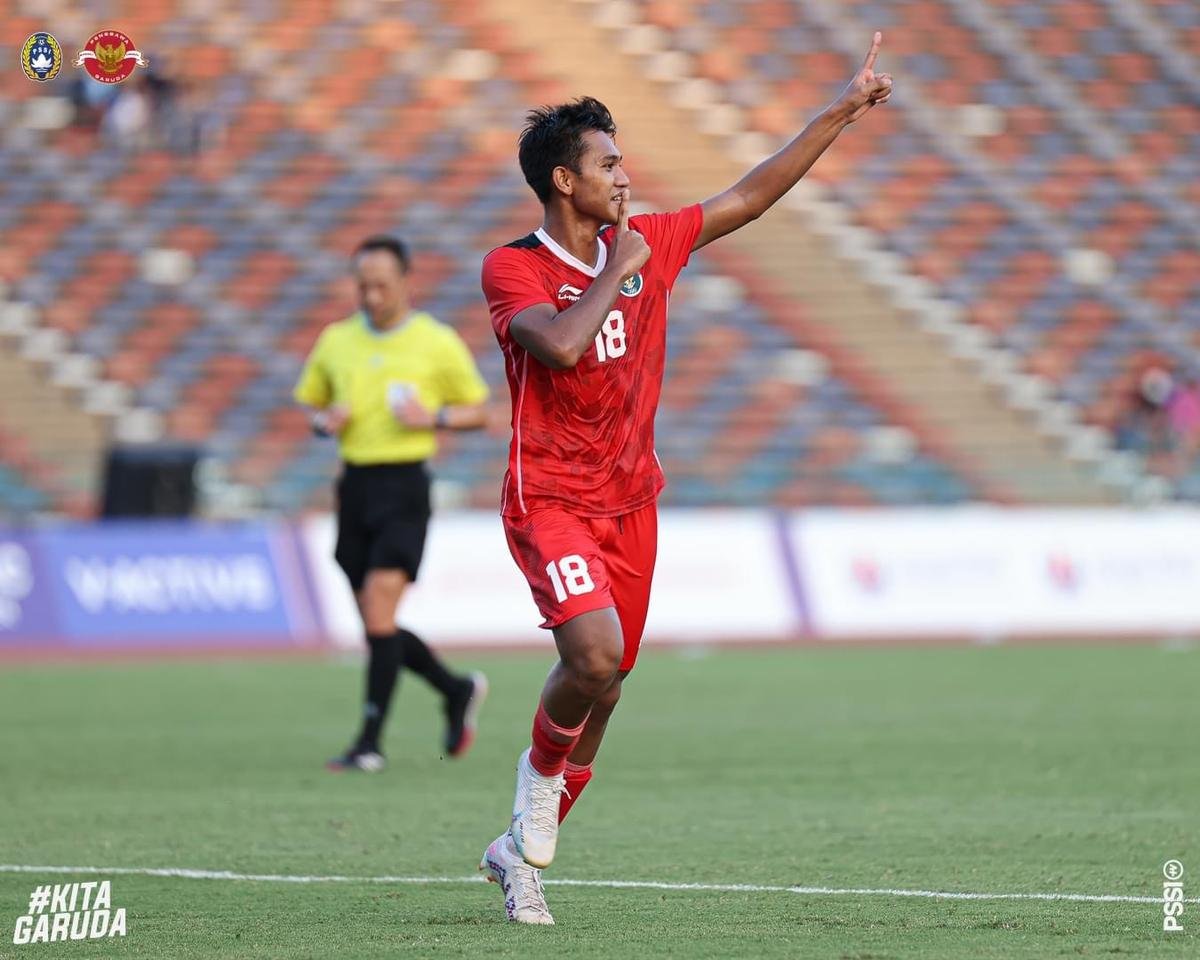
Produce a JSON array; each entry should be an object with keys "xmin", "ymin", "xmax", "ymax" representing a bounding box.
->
[{"xmin": 503, "ymin": 501, "xmax": 658, "ymax": 672}]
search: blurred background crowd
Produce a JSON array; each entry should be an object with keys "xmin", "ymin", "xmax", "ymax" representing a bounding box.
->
[{"xmin": 2, "ymin": 0, "xmax": 1199, "ymax": 523}]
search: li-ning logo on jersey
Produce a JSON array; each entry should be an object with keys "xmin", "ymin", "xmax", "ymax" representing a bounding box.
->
[
  {"xmin": 557, "ymin": 283, "xmax": 584, "ymax": 303},
  {"xmin": 620, "ymin": 273, "xmax": 643, "ymax": 298}
]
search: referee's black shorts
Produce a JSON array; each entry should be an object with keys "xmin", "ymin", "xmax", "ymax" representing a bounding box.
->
[{"xmin": 334, "ymin": 461, "xmax": 431, "ymax": 591}]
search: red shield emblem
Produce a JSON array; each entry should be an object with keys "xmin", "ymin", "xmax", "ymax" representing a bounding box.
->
[{"xmin": 74, "ymin": 30, "xmax": 148, "ymax": 84}]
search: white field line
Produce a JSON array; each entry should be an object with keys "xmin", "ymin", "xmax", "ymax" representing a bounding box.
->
[{"xmin": 0, "ymin": 864, "xmax": 1195, "ymax": 905}]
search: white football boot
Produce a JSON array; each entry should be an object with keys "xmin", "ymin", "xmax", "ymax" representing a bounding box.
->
[
  {"xmin": 510, "ymin": 747, "xmax": 565, "ymax": 868},
  {"xmin": 479, "ymin": 831, "xmax": 554, "ymax": 925}
]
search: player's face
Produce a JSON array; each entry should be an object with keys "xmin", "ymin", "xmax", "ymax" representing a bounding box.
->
[
  {"xmin": 354, "ymin": 250, "xmax": 408, "ymax": 325},
  {"xmin": 571, "ymin": 130, "xmax": 630, "ymax": 224}
]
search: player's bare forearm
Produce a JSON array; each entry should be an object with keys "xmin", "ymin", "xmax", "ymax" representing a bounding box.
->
[
  {"xmin": 694, "ymin": 32, "xmax": 892, "ymax": 250},
  {"xmin": 511, "ymin": 268, "xmax": 626, "ymax": 369},
  {"xmin": 697, "ymin": 108, "xmax": 847, "ymax": 245}
]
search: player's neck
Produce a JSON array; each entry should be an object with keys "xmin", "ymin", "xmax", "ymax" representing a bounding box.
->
[{"xmin": 539, "ymin": 210, "xmax": 604, "ymax": 270}]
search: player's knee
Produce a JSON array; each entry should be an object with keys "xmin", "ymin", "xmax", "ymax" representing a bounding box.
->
[
  {"xmin": 555, "ymin": 610, "xmax": 623, "ymax": 701},
  {"xmin": 590, "ymin": 679, "xmax": 622, "ymax": 720},
  {"xmin": 568, "ymin": 657, "xmax": 619, "ymax": 700},
  {"xmin": 566, "ymin": 642, "xmax": 622, "ymax": 701}
]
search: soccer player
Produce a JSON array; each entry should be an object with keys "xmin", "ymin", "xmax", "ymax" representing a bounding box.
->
[
  {"xmin": 295, "ymin": 235, "xmax": 491, "ymax": 772},
  {"xmin": 477, "ymin": 36, "xmax": 892, "ymax": 922}
]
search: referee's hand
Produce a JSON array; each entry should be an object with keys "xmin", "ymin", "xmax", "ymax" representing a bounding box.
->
[
  {"xmin": 314, "ymin": 405, "xmax": 350, "ymax": 437},
  {"xmin": 392, "ymin": 394, "xmax": 437, "ymax": 430}
]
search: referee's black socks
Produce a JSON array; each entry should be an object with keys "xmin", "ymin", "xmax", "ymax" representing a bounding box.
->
[
  {"xmin": 358, "ymin": 631, "xmax": 404, "ymax": 751},
  {"xmin": 397, "ymin": 628, "xmax": 469, "ymax": 698}
]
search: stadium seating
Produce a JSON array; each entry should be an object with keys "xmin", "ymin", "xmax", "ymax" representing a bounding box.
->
[
  {"xmin": 620, "ymin": 0, "xmax": 1200, "ymax": 495},
  {"xmin": 0, "ymin": 0, "xmax": 984, "ymax": 515},
  {"xmin": 1, "ymin": 0, "xmax": 1197, "ymax": 514},
  {"xmin": 0, "ymin": 425, "xmax": 59, "ymax": 519}
]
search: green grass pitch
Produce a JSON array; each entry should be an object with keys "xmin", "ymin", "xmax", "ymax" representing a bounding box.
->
[{"xmin": 1, "ymin": 644, "xmax": 1197, "ymax": 958}]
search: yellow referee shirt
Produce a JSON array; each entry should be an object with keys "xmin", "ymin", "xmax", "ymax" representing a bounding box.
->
[{"xmin": 294, "ymin": 311, "xmax": 489, "ymax": 465}]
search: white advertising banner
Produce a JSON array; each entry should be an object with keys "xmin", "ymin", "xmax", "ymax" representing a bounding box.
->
[
  {"xmin": 302, "ymin": 510, "xmax": 795, "ymax": 648},
  {"xmin": 643, "ymin": 510, "xmax": 796, "ymax": 641},
  {"xmin": 789, "ymin": 508, "xmax": 1200, "ymax": 639},
  {"xmin": 303, "ymin": 513, "xmax": 540, "ymax": 650}
]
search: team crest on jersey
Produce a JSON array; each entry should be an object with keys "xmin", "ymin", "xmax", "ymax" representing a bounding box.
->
[
  {"xmin": 21, "ymin": 33, "xmax": 63, "ymax": 82},
  {"xmin": 74, "ymin": 30, "xmax": 148, "ymax": 84},
  {"xmin": 620, "ymin": 273, "xmax": 643, "ymax": 298},
  {"xmin": 557, "ymin": 283, "xmax": 584, "ymax": 303}
]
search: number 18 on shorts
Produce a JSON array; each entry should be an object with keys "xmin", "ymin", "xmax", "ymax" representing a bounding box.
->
[
  {"xmin": 501, "ymin": 503, "xmax": 658, "ymax": 671},
  {"xmin": 545, "ymin": 554, "xmax": 594, "ymax": 603}
]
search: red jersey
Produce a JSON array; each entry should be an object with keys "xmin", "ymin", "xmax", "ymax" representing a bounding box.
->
[{"xmin": 482, "ymin": 204, "xmax": 704, "ymax": 518}]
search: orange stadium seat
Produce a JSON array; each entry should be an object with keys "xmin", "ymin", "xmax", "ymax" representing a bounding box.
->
[{"xmin": 4, "ymin": 0, "xmax": 1198, "ymax": 515}]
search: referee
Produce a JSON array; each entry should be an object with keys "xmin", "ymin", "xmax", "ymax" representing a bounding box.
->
[{"xmin": 295, "ymin": 234, "xmax": 490, "ymax": 772}]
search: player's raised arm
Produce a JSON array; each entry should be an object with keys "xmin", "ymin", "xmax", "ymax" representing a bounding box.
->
[
  {"xmin": 510, "ymin": 195, "xmax": 650, "ymax": 369},
  {"xmin": 692, "ymin": 31, "xmax": 893, "ymax": 251}
]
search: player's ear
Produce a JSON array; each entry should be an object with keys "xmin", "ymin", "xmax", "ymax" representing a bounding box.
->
[{"xmin": 551, "ymin": 165, "xmax": 574, "ymax": 198}]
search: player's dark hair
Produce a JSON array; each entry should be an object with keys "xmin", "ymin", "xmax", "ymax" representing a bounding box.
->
[
  {"xmin": 518, "ymin": 96, "xmax": 617, "ymax": 204},
  {"xmin": 354, "ymin": 235, "xmax": 410, "ymax": 273}
]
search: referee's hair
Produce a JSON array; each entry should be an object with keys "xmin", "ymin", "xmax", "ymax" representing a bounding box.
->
[{"xmin": 354, "ymin": 235, "xmax": 411, "ymax": 274}]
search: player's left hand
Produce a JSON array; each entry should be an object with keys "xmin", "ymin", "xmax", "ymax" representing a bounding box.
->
[
  {"xmin": 837, "ymin": 31, "xmax": 892, "ymax": 123},
  {"xmin": 393, "ymin": 395, "xmax": 436, "ymax": 429}
]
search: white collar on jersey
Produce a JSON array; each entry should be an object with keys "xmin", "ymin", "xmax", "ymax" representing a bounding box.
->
[
  {"xmin": 360, "ymin": 310, "xmax": 416, "ymax": 336},
  {"xmin": 534, "ymin": 227, "xmax": 608, "ymax": 278}
]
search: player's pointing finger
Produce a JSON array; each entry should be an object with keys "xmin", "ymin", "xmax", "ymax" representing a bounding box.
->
[
  {"xmin": 617, "ymin": 194, "xmax": 629, "ymax": 232},
  {"xmin": 862, "ymin": 31, "xmax": 882, "ymax": 72}
]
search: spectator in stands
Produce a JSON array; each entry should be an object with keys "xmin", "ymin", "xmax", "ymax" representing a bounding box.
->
[
  {"xmin": 164, "ymin": 79, "xmax": 222, "ymax": 156},
  {"xmin": 1117, "ymin": 364, "xmax": 1173, "ymax": 456},
  {"xmin": 142, "ymin": 59, "xmax": 179, "ymax": 121},
  {"xmin": 103, "ymin": 76, "xmax": 152, "ymax": 152},
  {"xmin": 294, "ymin": 235, "xmax": 490, "ymax": 773},
  {"xmin": 69, "ymin": 74, "xmax": 120, "ymax": 128},
  {"xmin": 1166, "ymin": 373, "xmax": 1200, "ymax": 476}
]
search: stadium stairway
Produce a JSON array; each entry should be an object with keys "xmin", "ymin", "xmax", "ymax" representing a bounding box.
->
[
  {"xmin": 480, "ymin": 0, "xmax": 1112, "ymax": 503},
  {"xmin": 0, "ymin": 333, "xmax": 103, "ymax": 513}
]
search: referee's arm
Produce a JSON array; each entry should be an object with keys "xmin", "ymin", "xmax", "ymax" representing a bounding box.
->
[
  {"xmin": 391, "ymin": 327, "xmax": 490, "ymax": 431},
  {"xmin": 437, "ymin": 402, "xmax": 487, "ymax": 430},
  {"xmin": 294, "ymin": 337, "xmax": 349, "ymax": 437},
  {"xmin": 391, "ymin": 393, "xmax": 487, "ymax": 431},
  {"xmin": 305, "ymin": 404, "xmax": 350, "ymax": 437}
]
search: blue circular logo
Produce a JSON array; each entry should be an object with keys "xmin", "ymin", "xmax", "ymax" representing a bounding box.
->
[
  {"xmin": 620, "ymin": 273, "xmax": 643, "ymax": 297},
  {"xmin": 22, "ymin": 33, "xmax": 62, "ymax": 83}
]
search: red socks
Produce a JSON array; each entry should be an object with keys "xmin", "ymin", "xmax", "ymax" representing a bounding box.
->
[
  {"xmin": 529, "ymin": 703, "xmax": 595, "ymax": 821},
  {"xmin": 528, "ymin": 702, "xmax": 588, "ymax": 777},
  {"xmin": 558, "ymin": 761, "xmax": 593, "ymax": 823}
]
